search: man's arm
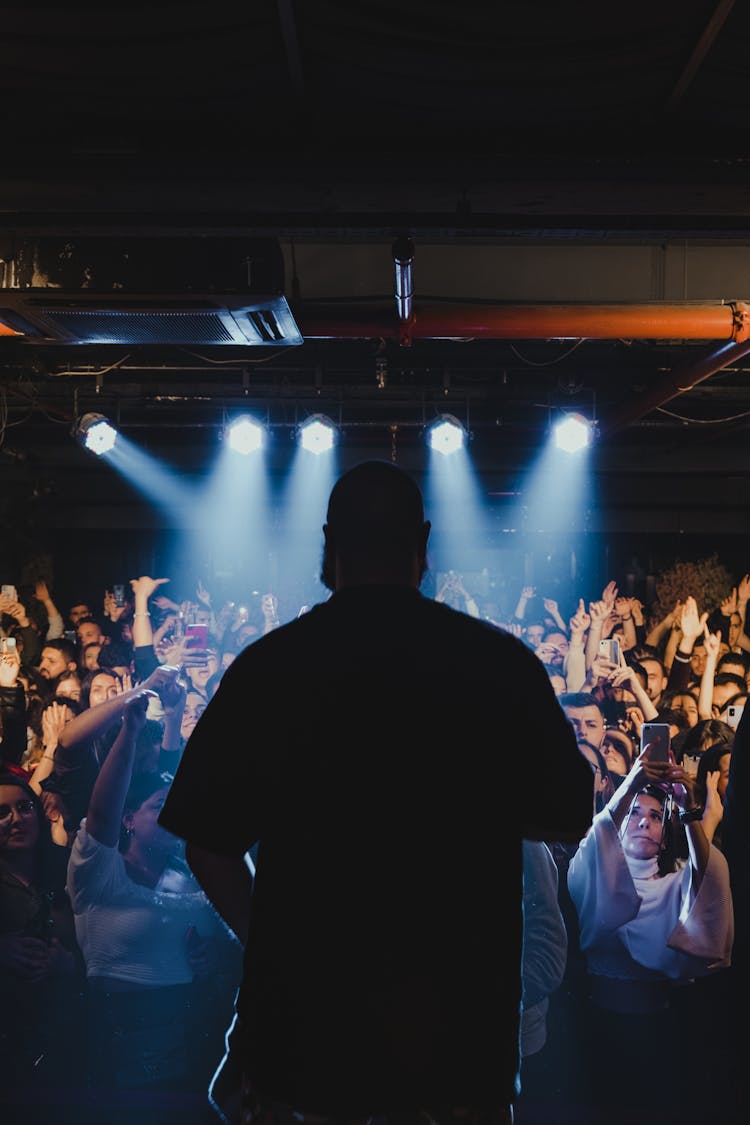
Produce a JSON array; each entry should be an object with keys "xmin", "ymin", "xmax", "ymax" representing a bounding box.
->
[{"xmin": 185, "ymin": 843, "xmax": 254, "ymax": 946}]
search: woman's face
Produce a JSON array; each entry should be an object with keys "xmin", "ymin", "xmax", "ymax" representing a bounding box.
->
[
  {"xmin": 89, "ymin": 672, "xmax": 121, "ymax": 707},
  {"xmin": 123, "ymin": 786, "xmax": 173, "ymax": 855},
  {"xmin": 180, "ymin": 692, "xmax": 207, "ymax": 741},
  {"xmin": 602, "ymin": 730, "xmax": 632, "ymax": 776},
  {"xmin": 56, "ymin": 675, "xmax": 82, "ymax": 702},
  {"xmin": 0, "ymin": 784, "xmax": 40, "ymax": 854},
  {"xmin": 673, "ymin": 693, "xmax": 699, "ymax": 728}
]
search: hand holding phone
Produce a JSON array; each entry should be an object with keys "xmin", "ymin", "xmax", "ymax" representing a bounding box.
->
[
  {"xmin": 599, "ymin": 637, "xmax": 621, "ymax": 665},
  {"xmin": 640, "ymin": 722, "xmax": 671, "ymax": 763}
]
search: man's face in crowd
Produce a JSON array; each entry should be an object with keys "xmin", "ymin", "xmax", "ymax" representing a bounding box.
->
[
  {"xmin": 38, "ymin": 647, "xmax": 73, "ymax": 681},
  {"xmin": 525, "ymin": 624, "xmax": 544, "ymax": 648},
  {"xmin": 713, "ymin": 681, "xmax": 744, "ymax": 716},
  {"xmin": 68, "ymin": 604, "xmax": 91, "ymax": 626},
  {"xmin": 564, "ymin": 704, "xmax": 606, "ymax": 753},
  {"xmin": 640, "ymin": 658, "xmax": 666, "ymax": 703},
  {"xmin": 78, "ymin": 621, "xmax": 104, "ymax": 647},
  {"xmin": 690, "ymin": 646, "xmax": 707, "ymax": 679},
  {"xmin": 728, "ymin": 613, "xmax": 742, "ymax": 649}
]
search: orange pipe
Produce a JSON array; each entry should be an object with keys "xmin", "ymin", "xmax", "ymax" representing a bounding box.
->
[
  {"xmin": 296, "ymin": 301, "xmax": 750, "ymax": 342},
  {"xmin": 599, "ymin": 336, "xmax": 750, "ymax": 437}
]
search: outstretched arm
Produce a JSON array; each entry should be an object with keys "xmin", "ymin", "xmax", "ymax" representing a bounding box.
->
[{"xmin": 86, "ymin": 691, "xmax": 151, "ymax": 847}]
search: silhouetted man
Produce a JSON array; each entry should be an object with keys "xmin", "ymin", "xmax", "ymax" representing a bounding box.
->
[{"xmin": 159, "ymin": 459, "xmax": 594, "ymax": 1125}]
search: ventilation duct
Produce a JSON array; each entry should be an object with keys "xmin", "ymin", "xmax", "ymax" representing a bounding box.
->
[{"xmin": 0, "ymin": 236, "xmax": 302, "ymax": 347}]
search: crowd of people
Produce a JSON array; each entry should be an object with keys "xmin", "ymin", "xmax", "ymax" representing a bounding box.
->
[{"xmin": 1, "ymin": 536, "xmax": 748, "ymax": 1123}]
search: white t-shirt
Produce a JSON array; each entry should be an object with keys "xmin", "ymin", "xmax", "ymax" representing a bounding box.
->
[{"xmin": 66, "ymin": 820, "xmax": 229, "ymax": 986}]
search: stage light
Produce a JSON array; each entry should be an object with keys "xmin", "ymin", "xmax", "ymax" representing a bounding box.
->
[
  {"xmin": 226, "ymin": 415, "xmax": 265, "ymax": 454},
  {"xmin": 75, "ymin": 412, "xmax": 118, "ymax": 455},
  {"xmin": 427, "ymin": 414, "xmax": 466, "ymax": 455},
  {"xmin": 298, "ymin": 414, "xmax": 337, "ymax": 454},
  {"xmin": 554, "ymin": 412, "xmax": 593, "ymax": 454}
]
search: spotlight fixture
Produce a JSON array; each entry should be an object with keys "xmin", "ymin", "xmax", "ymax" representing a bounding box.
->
[
  {"xmin": 298, "ymin": 414, "xmax": 337, "ymax": 455},
  {"xmin": 427, "ymin": 414, "xmax": 466, "ymax": 455},
  {"xmin": 75, "ymin": 412, "xmax": 118, "ymax": 456},
  {"xmin": 553, "ymin": 412, "xmax": 593, "ymax": 454},
  {"xmin": 226, "ymin": 414, "xmax": 266, "ymax": 455}
]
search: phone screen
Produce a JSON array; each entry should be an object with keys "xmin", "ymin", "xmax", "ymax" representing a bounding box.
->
[
  {"xmin": 726, "ymin": 704, "xmax": 744, "ymax": 731},
  {"xmin": 184, "ymin": 623, "xmax": 208, "ymax": 650},
  {"xmin": 640, "ymin": 722, "xmax": 671, "ymax": 762}
]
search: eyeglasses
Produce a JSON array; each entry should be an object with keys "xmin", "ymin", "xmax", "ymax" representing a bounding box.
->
[{"xmin": 0, "ymin": 798, "xmax": 37, "ymax": 823}]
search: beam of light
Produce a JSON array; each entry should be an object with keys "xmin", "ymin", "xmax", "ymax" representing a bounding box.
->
[
  {"xmin": 504, "ymin": 416, "xmax": 598, "ymax": 614},
  {"xmin": 178, "ymin": 427, "xmax": 274, "ymax": 604},
  {"xmin": 424, "ymin": 436, "xmax": 494, "ymax": 603},
  {"xmin": 554, "ymin": 412, "xmax": 593, "ymax": 453},
  {"xmin": 91, "ymin": 431, "xmax": 195, "ymax": 521},
  {"xmin": 298, "ymin": 414, "xmax": 337, "ymax": 455},
  {"xmin": 273, "ymin": 440, "xmax": 340, "ymax": 613},
  {"xmin": 226, "ymin": 415, "xmax": 265, "ymax": 454},
  {"xmin": 76, "ymin": 412, "xmax": 118, "ymax": 455},
  {"xmin": 427, "ymin": 414, "xmax": 466, "ymax": 455}
]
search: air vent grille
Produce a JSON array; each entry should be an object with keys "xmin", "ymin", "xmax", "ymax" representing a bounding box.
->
[{"xmin": 43, "ymin": 309, "xmax": 236, "ymax": 345}]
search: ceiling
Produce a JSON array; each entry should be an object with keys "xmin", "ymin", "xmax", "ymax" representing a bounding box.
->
[{"xmin": 2, "ymin": 0, "xmax": 750, "ymax": 542}]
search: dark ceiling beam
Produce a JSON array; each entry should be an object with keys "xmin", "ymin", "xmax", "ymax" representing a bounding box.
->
[
  {"xmin": 276, "ymin": 0, "xmax": 306, "ymax": 103},
  {"xmin": 665, "ymin": 0, "xmax": 736, "ymax": 111}
]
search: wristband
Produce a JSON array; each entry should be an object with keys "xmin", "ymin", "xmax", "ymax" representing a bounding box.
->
[
  {"xmin": 673, "ymin": 651, "xmax": 692, "ymax": 663},
  {"xmin": 678, "ymin": 806, "xmax": 703, "ymax": 824}
]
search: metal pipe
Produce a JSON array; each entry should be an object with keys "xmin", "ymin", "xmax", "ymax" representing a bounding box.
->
[
  {"xmin": 392, "ymin": 237, "xmax": 415, "ymax": 345},
  {"xmin": 296, "ymin": 301, "xmax": 748, "ymax": 342},
  {"xmin": 598, "ymin": 336, "xmax": 750, "ymax": 437}
]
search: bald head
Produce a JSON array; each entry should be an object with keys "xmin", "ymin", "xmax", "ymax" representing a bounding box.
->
[{"xmin": 321, "ymin": 460, "xmax": 430, "ymax": 590}]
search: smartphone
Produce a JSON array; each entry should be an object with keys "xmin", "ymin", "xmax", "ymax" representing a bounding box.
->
[
  {"xmin": 113, "ymin": 584, "xmax": 126, "ymax": 607},
  {"xmin": 63, "ymin": 629, "xmax": 77, "ymax": 643},
  {"xmin": 1, "ymin": 584, "xmax": 17, "ymax": 601},
  {"xmin": 726, "ymin": 704, "xmax": 745, "ymax": 731},
  {"xmin": 599, "ymin": 637, "xmax": 621, "ymax": 665},
  {"xmin": 184, "ymin": 623, "xmax": 208, "ymax": 651},
  {"xmin": 640, "ymin": 722, "xmax": 671, "ymax": 762}
]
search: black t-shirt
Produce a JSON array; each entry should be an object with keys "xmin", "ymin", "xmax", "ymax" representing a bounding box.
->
[{"xmin": 160, "ymin": 585, "xmax": 593, "ymax": 1114}]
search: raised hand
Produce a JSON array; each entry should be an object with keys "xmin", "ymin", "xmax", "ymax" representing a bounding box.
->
[
  {"xmin": 679, "ymin": 596, "xmax": 708, "ymax": 641},
  {"xmin": 195, "ymin": 579, "xmax": 212, "ymax": 607},
  {"xmin": 737, "ymin": 573, "xmax": 750, "ymax": 604},
  {"xmin": 0, "ymin": 647, "xmax": 21, "ymax": 688},
  {"xmin": 543, "ymin": 597, "xmax": 559, "ymax": 616},
  {"xmin": 569, "ymin": 598, "xmax": 590, "ymax": 637},
  {"xmin": 34, "ymin": 578, "xmax": 51, "ymax": 602},
  {"xmin": 130, "ymin": 575, "xmax": 170, "ymax": 602},
  {"xmin": 588, "ymin": 599, "xmax": 610, "ymax": 625},
  {"xmin": 121, "ymin": 690, "xmax": 154, "ymax": 736},
  {"xmin": 42, "ymin": 700, "xmax": 72, "ymax": 749},
  {"xmin": 103, "ymin": 590, "xmax": 128, "ymax": 622},
  {"xmin": 720, "ymin": 588, "xmax": 738, "ymax": 617},
  {"xmin": 601, "ymin": 580, "xmax": 618, "ymax": 608},
  {"xmin": 702, "ymin": 770, "xmax": 725, "ymax": 834},
  {"xmin": 703, "ymin": 624, "xmax": 722, "ymax": 660},
  {"xmin": 520, "ymin": 585, "xmax": 535, "ymax": 600}
]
